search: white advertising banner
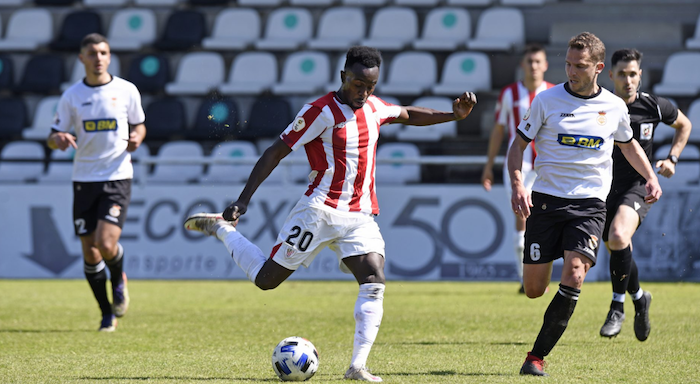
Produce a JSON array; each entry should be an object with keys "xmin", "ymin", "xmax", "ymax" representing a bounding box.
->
[{"xmin": 0, "ymin": 184, "xmax": 696, "ymax": 281}]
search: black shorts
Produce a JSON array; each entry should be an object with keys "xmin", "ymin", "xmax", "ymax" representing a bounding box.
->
[
  {"xmin": 524, "ymin": 192, "xmax": 606, "ymax": 266},
  {"xmin": 602, "ymin": 181, "xmax": 651, "ymax": 242},
  {"xmin": 73, "ymin": 179, "xmax": 131, "ymax": 236}
]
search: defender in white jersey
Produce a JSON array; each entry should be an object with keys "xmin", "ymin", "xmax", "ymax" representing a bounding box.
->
[
  {"xmin": 481, "ymin": 44, "xmax": 555, "ymax": 292},
  {"xmin": 184, "ymin": 46, "xmax": 477, "ymax": 382},
  {"xmin": 507, "ymin": 33, "xmax": 662, "ymax": 376},
  {"xmin": 47, "ymin": 34, "xmax": 146, "ymax": 332}
]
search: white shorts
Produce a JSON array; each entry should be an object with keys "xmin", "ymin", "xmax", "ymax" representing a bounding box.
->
[
  {"xmin": 504, "ymin": 163, "xmax": 537, "ymax": 198},
  {"xmin": 270, "ymin": 202, "xmax": 386, "ymax": 274}
]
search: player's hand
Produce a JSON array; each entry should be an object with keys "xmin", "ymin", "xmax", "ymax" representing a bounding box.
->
[
  {"xmin": 223, "ymin": 201, "xmax": 247, "ymax": 222},
  {"xmin": 126, "ymin": 131, "xmax": 144, "ymax": 152},
  {"xmin": 644, "ymin": 178, "xmax": 662, "ymax": 204},
  {"xmin": 655, "ymin": 159, "xmax": 676, "ymax": 178},
  {"xmin": 453, "ymin": 92, "xmax": 477, "ymax": 120},
  {"xmin": 53, "ymin": 132, "xmax": 77, "ymax": 151},
  {"xmin": 481, "ymin": 167, "xmax": 494, "ymax": 192},
  {"xmin": 511, "ymin": 184, "xmax": 532, "ymax": 218}
]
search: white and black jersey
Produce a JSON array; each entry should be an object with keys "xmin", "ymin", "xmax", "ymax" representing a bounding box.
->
[
  {"xmin": 517, "ymin": 83, "xmax": 633, "ymax": 201},
  {"xmin": 52, "ymin": 76, "xmax": 145, "ymax": 182},
  {"xmin": 612, "ymin": 92, "xmax": 678, "ymax": 187}
]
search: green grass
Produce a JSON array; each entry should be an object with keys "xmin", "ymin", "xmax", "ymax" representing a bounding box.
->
[{"xmin": 0, "ymin": 280, "xmax": 699, "ymax": 383}]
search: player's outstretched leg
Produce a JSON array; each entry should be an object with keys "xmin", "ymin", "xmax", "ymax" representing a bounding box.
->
[
  {"xmin": 520, "ymin": 351, "xmax": 548, "ymax": 376},
  {"xmin": 184, "ymin": 213, "xmax": 232, "ymax": 235},
  {"xmin": 99, "ymin": 314, "xmax": 117, "ymax": 332},
  {"xmin": 600, "ymin": 308, "xmax": 625, "ymax": 338},
  {"xmin": 344, "ymin": 283, "xmax": 384, "ymax": 382},
  {"xmin": 633, "ymin": 290, "xmax": 652, "ymax": 341}
]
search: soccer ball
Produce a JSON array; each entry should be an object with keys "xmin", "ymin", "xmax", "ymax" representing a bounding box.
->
[{"xmin": 271, "ymin": 336, "xmax": 319, "ymax": 381}]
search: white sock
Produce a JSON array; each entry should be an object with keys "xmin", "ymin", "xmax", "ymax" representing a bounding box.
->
[
  {"xmin": 350, "ymin": 283, "xmax": 384, "ymax": 369},
  {"xmin": 216, "ymin": 224, "xmax": 265, "ymax": 283},
  {"xmin": 612, "ymin": 292, "xmax": 626, "ymax": 303},
  {"xmin": 514, "ymin": 230, "xmax": 525, "ymax": 281},
  {"xmin": 631, "ymin": 289, "xmax": 643, "ymax": 301}
]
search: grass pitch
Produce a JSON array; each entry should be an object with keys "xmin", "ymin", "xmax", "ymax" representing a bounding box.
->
[{"xmin": 0, "ymin": 280, "xmax": 698, "ymax": 383}]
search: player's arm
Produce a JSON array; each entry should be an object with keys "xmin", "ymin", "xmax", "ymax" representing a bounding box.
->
[
  {"xmin": 481, "ymin": 122, "xmax": 506, "ymax": 191},
  {"xmin": 394, "ymin": 92, "xmax": 477, "ymax": 125},
  {"xmin": 507, "ymin": 134, "xmax": 533, "ymax": 218},
  {"xmin": 655, "ymin": 109, "xmax": 692, "ymax": 178},
  {"xmin": 617, "ymin": 139, "xmax": 662, "ymax": 203},
  {"xmin": 223, "ymin": 139, "xmax": 292, "ymax": 221},
  {"xmin": 126, "ymin": 123, "xmax": 146, "ymax": 152},
  {"xmin": 47, "ymin": 130, "xmax": 77, "ymax": 151}
]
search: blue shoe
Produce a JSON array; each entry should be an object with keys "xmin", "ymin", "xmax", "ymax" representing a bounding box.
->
[
  {"xmin": 99, "ymin": 315, "xmax": 117, "ymax": 332},
  {"xmin": 112, "ymin": 272, "xmax": 130, "ymax": 318}
]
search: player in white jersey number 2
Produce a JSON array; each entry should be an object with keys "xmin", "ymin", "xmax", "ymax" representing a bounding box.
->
[
  {"xmin": 508, "ymin": 33, "xmax": 662, "ymax": 376},
  {"xmin": 47, "ymin": 34, "xmax": 146, "ymax": 332},
  {"xmin": 184, "ymin": 46, "xmax": 477, "ymax": 382}
]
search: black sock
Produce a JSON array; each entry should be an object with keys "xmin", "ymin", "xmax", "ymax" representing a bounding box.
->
[
  {"xmin": 610, "ymin": 246, "xmax": 633, "ymax": 297},
  {"xmin": 84, "ymin": 261, "xmax": 112, "ymax": 316},
  {"xmin": 531, "ymin": 284, "xmax": 580, "ymax": 359},
  {"xmin": 627, "ymin": 258, "xmax": 640, "ymax": 296},
  {"xmin": 105, "ymin": 243, "xmax": 124, "ymax": 288}
]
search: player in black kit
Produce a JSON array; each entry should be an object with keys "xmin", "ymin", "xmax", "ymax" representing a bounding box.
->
[{"xmin": 599, "ymin": 48, "xmax": 692, "ymax": 341}]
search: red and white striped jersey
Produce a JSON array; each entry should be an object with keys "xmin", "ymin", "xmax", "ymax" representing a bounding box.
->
[
  {"xmin": 280, "ymin": 92, "xmax": 402, "ymax": 215},
  {"xmin": 495, "ymin": 81, "xmax": 556, "ymax": 167}
]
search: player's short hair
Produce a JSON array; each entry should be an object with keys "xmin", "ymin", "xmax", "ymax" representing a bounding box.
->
[
  {"xmin": 344, "ymin": 46, "xmax": 382, "ymax": 70},
  {"xmin": 80, "ymin": 33, "xmax": 109, "ymax": 49},
  {"xmin": 611, "ymin": 48, "xmax": 642, "ymax": 68},
  {"xmin": 568, "ymin": 32, "xmax": 605, "ymax": 64},
  {"xmin": 523, "ymin": 43, "xmax": 546, "ymax": 57}
]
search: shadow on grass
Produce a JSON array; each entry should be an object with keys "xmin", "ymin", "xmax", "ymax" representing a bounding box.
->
[
  {"xmin": 0, "ymin": 329, "xmax": 92, "ymax": 333},
  {"xmin": 397, "ymin": 341, "xmax": 530, "ymax": 346},
  {"xmin": 78, "ymin": 377, "xmax": 279, "ymax": 382},
  {"xmin": 390, "ymin": 371, "xmax": 511, "ymax": 377}
]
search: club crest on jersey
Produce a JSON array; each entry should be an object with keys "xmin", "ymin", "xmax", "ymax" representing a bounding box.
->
[
  {"xmin": 293, "ymin": 117, "xmax": 306, "ymax": 132},
  {"xmin": 108, "ymin": 204, "xmax": 121, "ymax": 218},
  {"xmin": 588, "ymin": 235, "xmax": 599, "ymax": 250},
  {"xmin": 596, "ymin": 111, "xmax": 607, "ymax": 125},
  {"xmin": 285, "ymin": 245, "xmax": 296, "ymax": 259},
  {"xmin": 83, "ymin": 118, "xmax": 117, "ymax": 132},
  {"xmin": 523, "ymin": 107, "xmax": 531, "ymax": 121},
  {"xmin": 557, "ymin": 134, "xmax": 604, "ymax": 150},
  {"xmin": 640, "ymin": 123, "xmax": 653, "ymax": 141}
]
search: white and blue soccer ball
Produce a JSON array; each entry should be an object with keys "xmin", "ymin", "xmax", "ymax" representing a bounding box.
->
[{"xmin": 271, "ymin": 336, "xmax": 319, "ymax": 381}]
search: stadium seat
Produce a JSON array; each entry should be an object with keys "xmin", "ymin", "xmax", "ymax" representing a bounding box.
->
[
  {"xmin": 165, "ymin": 52, "xmax": 225, "ymax": 95},
  {"xmin": 653, "ymin": 52, "xmax": 700, "ymax": 97},
  {"xmin": 432, "ymin": 51, "xmax": 491, "ymax": 95},
  {"xmin": 149, "ymin": 141, "xmax": 204, "ymax": 184},
  {"xmin": 84, "ymin": 0, "xmax": 129, "ymax": 6},
  {"xmin": 0, "ymin": 9, "xmax": 53, "ymax": 52},
  {"xmin": 40, "ymin": 146, "xmax": 74, "ymax": 184},
  {"xmin": 0, "ymin": 54, "xmax": 14, "ymax": 91},
  {"xmin": 467, "ymin": 7, "xmax": 524, "ymax": 51},
  {"xmin": 50, "ymin": 11, "xmax": 103, "ymax": 51},
  {"xmin": 130, "ymin": 142, "xmax": 151, "ymax": 183},
  {"xmin": 23, "ymin": 96, "xmax": 60, "ymax": 140},
  {"xmin": 255, "ymin": 8, "xmax": 314, "ymax": 51},
  {"xmin": 397, "ymin": 97, "xmax": 457, "ymax": 142},
  {"xmin": 685, "ymin": 99, "xmax": 700, "ymax": 142},
  {"xmin": 0, "ymin": 141, "xmax": 45, "ymax": 183},
  {"xmin": 219, "ymin": 52, "xmax": 277, "ymax": 95},
  {"xmin": 325, "ymin": 54, "xmax": 385, "ymax": 93},
  {"xmin": 272, "ymin": 51, "xmax": 331, "ymax": 95},
  {"xmin": 378, "ymin": 51, "xmax": 437, "ymax": 96},
  {"xmin": 395, "ymin": 0, "xmax": 440, "ymax": 5},
  {"xmin": 238, "ymin": 0, "xmax": 283, "ymax": 5},
  {"xmin": 445, "ymin": 0, "xmax": 492, "ymax": 4},
  {"xmin": 341, "ymin": 0, "xmax": 388, "ymax": 5},
  {"xmin": 307, "ymin": 7, "xmax": 365, "ymax": 51},
  {"xmin": 501, "ymin": 0, "xmax": 545, "ymax": 5},
  {"xmin": 686, "ymin": 14, "xmax": 700, "ymax": 49},
  {"xmin": 189, "ymin": 96, "xmax": 239, "ymax": 141},
  {"xmin": 144, "ymin": 98, "xmax": 187, "ymax": 140},
  {"xmin": 0, "ymin": 98, "xmax": 27, "ymax": 140},
  {"xmin": 654, "ymin": 144, "xmax": 700, "ymax": 187},
  {"xmin": 240, "ymin": 96, "xmax": 292, "ymax": 139},
  {"xmin": 202, "ymin": 141, "xmax": 258, "ymax": 184},
  {"xmin": 155, "ymin": 10, "xmax": 206, "ymax": 51},
  {"xmin": 125, "ymin": 54, "xmax": 170, "ymax": 94},
  {"xmin": 290, "ymin": 0, "xmax": 335, "ymax": 5},
  {"xmin": 107, "ymin": 9, "xmax": 157, "ymax": 52},
  {"xmin": 202, "ymin": 8, "xmax": 261, "ymax": 51},
  {"xmin": 0, "ymin": 0, "xmax": 27, "ymax": 6},
  {"xmin": 62, "ymin": 55, "xmax": 121, "ymax": 91},
  {"xmin": 361, "ymin": 7, "xmax": 418, "ymax": 51},
  {"xmin": 134, "ymin": 0, "xmax": 183, "ymax": 6},
  {"xmin": 375, "ymin": 142, "xmax": 421, "ymax": 184},
  {"xmin": 413, "ymin": 8, "xmax": 471, "ymax": 51},
  {"xmin": 16, "ymin": 54, "xmax": 64, "ymax": 94}
]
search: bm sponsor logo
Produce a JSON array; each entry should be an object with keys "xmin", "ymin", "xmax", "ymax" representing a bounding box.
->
[
  {"xmin": 83, "ymin": 118, "xmax": 117, "ymax": 132},
  {"xmin": 557, "ymin": 134, "xmax": 603, "ymax": 150}
]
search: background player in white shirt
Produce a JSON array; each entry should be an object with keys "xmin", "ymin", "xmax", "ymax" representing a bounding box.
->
[
  {"xmin": 599, "ymin": 48, "xmax": 692, "ymax": 341},
  {"xmin": 47, "ymin": 33, "xmax": 146, "ymax": 332},
  {"xmin": 507, "ymin": 32, "xmax": 662, "ymax": 376},
  {"xmin": 481, "ymin": 43, "xmax": 555, "ymax": 293},
  {"xmin": 184, "ymin": 46, "xmax": 477, "ymax": 382}
]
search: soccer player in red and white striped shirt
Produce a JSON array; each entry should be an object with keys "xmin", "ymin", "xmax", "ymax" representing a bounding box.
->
[
  {"xmin": 480, "ymin": 44, "xmax": 555, "ymax": 293},
  {"xmin": 184, "ymin": 46, "xmax": 477, "ymax": 382}
]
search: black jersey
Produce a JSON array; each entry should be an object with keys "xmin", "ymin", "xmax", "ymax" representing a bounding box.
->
[{"xmin": 611, "ymin": 92, "xmax": 678, "ymax": 188}]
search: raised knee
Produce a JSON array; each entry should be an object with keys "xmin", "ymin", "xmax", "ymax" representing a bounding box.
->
[{"xmin": 525, "ymin": 288, "xmax": 545, "ymax": 299}]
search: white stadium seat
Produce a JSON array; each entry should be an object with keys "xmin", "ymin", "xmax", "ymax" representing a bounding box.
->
[
  {"xmin": 107, "ymin": 9, "xmax": 157, "ymax": 52},
  {"xmin": 272, "ymin": 51, "xmax": 330, "ymax": 95},
  {"xmin": 149, "ymin": 141, "xmax": 203, "ymax": 184},
  {"xmin": 432, "ymin": 51, "xmax": 491, "ymax": 95},
  {"xmin": 378, "ymin": 51, "xmax": 437, "ymax": 96},
  {"xmin": 307, "ymin": 7, "xmax": 365, "ymax": 51},
  {"xmin": 202, "ymin": 8, "xmax": 261, "ymax": 51},
  {"xmin": 0, "ymin": 141, "xmax": 45, "ymax": 182},
  {"xmin": 686, "ymin": 14, "xmax": 700, "ymax": 50},
  {"xmin": 653, "ymin": 52, "xmax": 700, "ymax": 97},
  {"xmin": 361, "ymin": 7, "xmax": 418, "ymax": 51},
  {"xmin": 220, "ymin": 52, "xmax": 278, "ymax": 96},
  {"xmin": 203, "ymin": 141, "xmax": 258, "ymax": 184},
  {"xmin": 165, "ymin": 52, "xmax": 225, "ymax": 96},
  {"xmin": 23, "ymin": 96, "xmax": 61, "ymax": 141},
  {"xmin": 255, "ymin": 8, "xmax": 314, "ymax": 51},
  {"xmin": 0, "ymin": 9, "xmax": 52, "ymax": 52},
  {"xmin": 413, "ymin": 8, "xmax": 471, "ymax": 51},
  {"xmin": 467, "ymin": 7, "xmax": 525, "ymax": 52}
]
